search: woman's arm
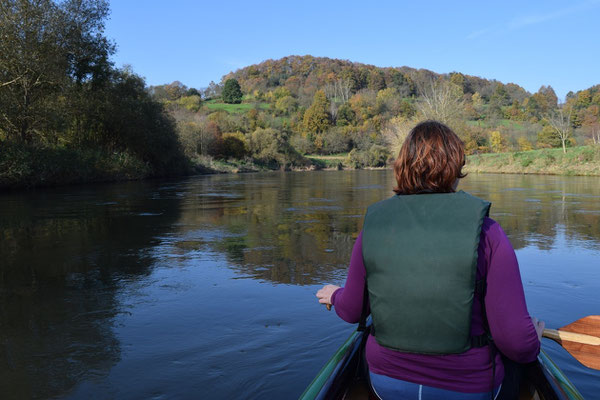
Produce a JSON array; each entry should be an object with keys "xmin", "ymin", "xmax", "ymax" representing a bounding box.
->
[
  {"xmin": 484, "ymin": 221, "xmax": 541, "ymax": 363},
  {"xmin": 330, "ymin": 231, "xmax": 368, "ymax": 323}
]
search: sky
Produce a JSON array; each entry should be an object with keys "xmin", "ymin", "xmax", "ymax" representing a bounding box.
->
[{"xmin": 104, "ymin": 0, "xmax": 600, "ymax": 101}]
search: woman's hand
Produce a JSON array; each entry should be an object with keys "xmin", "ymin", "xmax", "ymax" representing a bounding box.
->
[
  {"xmin": 531, "ymin": 316, "xmax": 546, "ymax": 341},
  {"xmin": 316, "ymin": 284, "xmax": 340, "ymax": 310}
]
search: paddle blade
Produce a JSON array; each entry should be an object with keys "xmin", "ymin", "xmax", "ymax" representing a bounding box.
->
[{"xmin": 558, "ymin": 315, "xmax": 600, "ymax": 370}]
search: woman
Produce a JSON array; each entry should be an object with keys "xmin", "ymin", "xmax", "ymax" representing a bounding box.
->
[{"xmin": 316, "ymin": 120, "xmax": 544, "ymax": 399}]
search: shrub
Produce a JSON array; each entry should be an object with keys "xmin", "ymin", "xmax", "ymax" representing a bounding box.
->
[
  {"xmin": 290, "ymin": 134, "xmax": 315, "ymax": 154},
  {"xmin": 517, "ymin": 137, "xmax": 534, "ymax": 151},
  {"xmin": 321, "ymin": 128, "xmax": 350, "ymax": 154},
  {"xmin": 221, "ymin": 132, "xmax": 248, "ymax": 159},
  {"xmin": 346, "ymin": 145, "xmax": 390, "ymax": 168}
]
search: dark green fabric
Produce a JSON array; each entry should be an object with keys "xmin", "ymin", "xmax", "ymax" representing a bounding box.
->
[{"xmin": 362, "ymin": 191, "xmax": 491, "ymax": 354}]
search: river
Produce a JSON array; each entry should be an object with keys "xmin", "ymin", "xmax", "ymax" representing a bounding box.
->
[{"xmin": 0, "ymin": 171, "xmax": 599, "ymax": 399}]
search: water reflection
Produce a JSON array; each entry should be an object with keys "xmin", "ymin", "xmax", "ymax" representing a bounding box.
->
[
  {"xmin": 169, "ymin": 171, "xmax": 600, "ymax": 285},
  {"xmin": 0, "ymin": 182, "xmax": 183, "ymax": 399}
]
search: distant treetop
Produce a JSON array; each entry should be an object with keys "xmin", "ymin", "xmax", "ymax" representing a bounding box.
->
[{"xmin": 222, "ymin": 79, "xmax": 243, "ymax": 104}]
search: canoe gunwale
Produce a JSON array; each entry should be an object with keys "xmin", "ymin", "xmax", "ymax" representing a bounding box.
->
[{"xmin": 299, "ymin": 327, "xmax": 585, "ymax": 400}]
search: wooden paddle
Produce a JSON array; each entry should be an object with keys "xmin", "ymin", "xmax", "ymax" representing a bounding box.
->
[{"xmin": 542, "ymin": 315, "xmax": 600, "ymax": 370}]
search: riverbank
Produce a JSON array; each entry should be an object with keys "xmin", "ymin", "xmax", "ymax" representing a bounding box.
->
[
  {"xmin": 0, "ymin": 144, "xmax": 315, "ymax": 190},
  {"xmin": 4, "ymin": 145, "xmax": 600, "ymax": 191},
  {"xmin": 464, "ymin": 146, "xmax": 600, "ymax": 176}
]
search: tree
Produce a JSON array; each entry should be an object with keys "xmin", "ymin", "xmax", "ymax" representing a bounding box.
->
[
  {"xmin": 303, "ymin": 90, "xmax": 330, "ymax": 138},
  {"xmin": 582, "ymin": 105, "xmax": 600, "ymax": 144},
  {"xmin": 164, "ymin": 81, "xmax": 188, "ymax": 100},
  {"xmin": 203, "ymin": 81, "xmax": 222, "ymax": 99},
  {"xmin": 489, "ymin": 84, "xmax": 510, "ymax": 118},
  {"xmin": 416, "ymin": 79, "xmax": 464, "ymax": 125},
  {"xmin": 546, "ymin": 107, "xmax": 573, "ymax": 153},
  {"xmin": 367, "ymin": 69, "xmax": 386, "ymax": 91},
  {"xmin": 336, "ymin": 103, "xmax": 355, "ymax": 126},
  {"xmin": 0, "ymin": 0, "xmax": 113, "ymax": 142},
  {"xmin": 222, "ymin": 78, "xmax": 243, "ymax": 104},
  {"xmin": 537, "ymin": 125, "xmax": 562, "ymax": 149},
  {"xmin": 489, "ymin": 131, "xmax": 508, "ymax": 153}
]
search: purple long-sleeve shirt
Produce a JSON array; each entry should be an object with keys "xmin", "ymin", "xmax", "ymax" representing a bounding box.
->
[{"xmin": 331, "ymin": 217, "xmax": 540, "ymax": 393}]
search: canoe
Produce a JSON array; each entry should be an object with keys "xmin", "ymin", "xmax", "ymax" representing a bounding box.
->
[{"xmin": 299, "ymin": 325, "xmax": 584, "ymax": 400}]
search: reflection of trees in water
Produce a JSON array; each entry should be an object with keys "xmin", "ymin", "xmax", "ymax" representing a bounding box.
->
[
  {"xmin": 461, "ymin": 174, "xmax": 600, "ymax": 251},
  {"xmin": 0, "ymin": 181, "xmax": 183, "ymax": 399},
  {"xmin": 175, "ymin": 172, "xmax": 600, "ymax": 286},
  {"xmin": 174, "ymin": 171, "xmax": 392, "ymax": 285}
]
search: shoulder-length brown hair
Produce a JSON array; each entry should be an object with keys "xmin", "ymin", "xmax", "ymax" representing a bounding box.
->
[{"xmin": 393, "ymin": 120, "xmax": 466, "ymax": 195}]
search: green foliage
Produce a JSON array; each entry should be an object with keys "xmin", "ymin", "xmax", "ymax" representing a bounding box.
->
[
  {"xmin": 321, "ymin": 128, "xmax": 350, "ymax": 154},
  {"xmin": 0, "ymin": 0, "xmax": 187, "ymax": 186},
  {"xmin": 175, "ymin": 95, "xmax": 202, "ymax": 112},
  {"xmin": 275, "ymin": 95, "xmax": 298, "ymax": 115},
  {"xmin": 0, "ymin": 0, "xmax": 114, "ymax": 142},
  {"xmin": 290, "ymin": 134, "xmax": 315, "ymax": 154},
  {"xmin": 303, "ymin": 90, "xmax": 330, "ymax": 137},
  {"xmin": 222, "ymin": 79, "xmax": 243, "ymax": 104},
  {"xmin": 346, "ymin": 145, "xmax": 390, "ymax": 168},
  {"xmin": 336, "ymin": 103, "xmax": 355, "ymax": 126},
  {"xmin": 0, "ymin": 142, "xmax": 151, "ymax": 188},
  {"xmin": 221, "ymin": 132, "xmax": 248, "ymax": 159},
  {"xmin": 247, "ymin": 127, "xmax": 307, "ymax": 168},
  {"xmin": 537, "ymin": 125, "xmax": 562, "ymax": 149},
  {"xmin": 270, "ymin": 87, "xmax": 292, "ymax": 101}
]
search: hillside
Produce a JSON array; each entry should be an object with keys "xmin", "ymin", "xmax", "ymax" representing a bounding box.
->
[{"xmin": 148, "ymin": 55, "xmax": 599, "ymax": 174}]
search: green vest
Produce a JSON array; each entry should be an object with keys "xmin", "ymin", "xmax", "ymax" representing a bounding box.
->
[{"xmin": 362, "ymin": 191, "xmax": 491, "ymax": 354}]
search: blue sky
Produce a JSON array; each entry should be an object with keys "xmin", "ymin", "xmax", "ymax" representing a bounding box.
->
[{"xmin": 105, "ymin": 0, "xmax": 600, "ymax": 100}]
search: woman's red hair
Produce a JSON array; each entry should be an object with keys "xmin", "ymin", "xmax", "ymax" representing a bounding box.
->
[{"xmin": 393, "ymin": 120, "xmax": 466, "ymax": 195}]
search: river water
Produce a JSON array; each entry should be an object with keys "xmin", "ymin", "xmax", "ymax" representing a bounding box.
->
[{"xmin": 0, "ymin": 171, "xmax": 599, "ymax": 399}]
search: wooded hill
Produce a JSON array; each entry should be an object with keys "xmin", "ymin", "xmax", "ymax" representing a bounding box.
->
[{"xmin": 158, "ymin": 55, "xmax": 600, "ymax": 170}]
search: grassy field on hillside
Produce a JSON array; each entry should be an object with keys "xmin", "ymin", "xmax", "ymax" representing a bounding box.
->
[
  {"xmin": 204, "ymin": 100, "xmax": 270, "ymax": 113},
  {"xmin": 465, "ymin": 146, "xmax": 600, "ymax": 176}
]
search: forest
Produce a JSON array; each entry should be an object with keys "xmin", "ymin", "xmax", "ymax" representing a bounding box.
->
[{"xmin": 2, "ymin": 0, "xmax": 600, "ymax": 188}]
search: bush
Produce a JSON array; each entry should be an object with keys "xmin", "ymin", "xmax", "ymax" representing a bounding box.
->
[
  {"xmin": 321, "ymin": 128, "xmax": 350, "ymax": 154},
  {"xmin": 346, "ymin": 145, "xmax": 390, "ymax": 168},
  {"xmin": 517, "ymin": 137, "xmax": 534, "ymax": 151},
  {"xmin": 537, "ymin": 125, "xmax": 562, "ymax": 148},
  {"xmin": 290, "ymin": 134, "xmax": 315, "ymax": 154},
  {"xmin": 221, "ymin": 132, "xmax": 248, "ymax": 159},
  {"xmin": 175, "ymin": 95, "xmax": 202, "ymax": 112}
]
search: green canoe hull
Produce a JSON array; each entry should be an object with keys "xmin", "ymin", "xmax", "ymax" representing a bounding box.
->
[{"xmin": 300, "ymin": 327, "xmax": 584, "ymax": 400}]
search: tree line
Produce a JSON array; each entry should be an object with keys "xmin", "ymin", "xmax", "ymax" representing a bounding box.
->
[{"xmin": 0, "ymin": 0, "xmax": 186, "ymax": 188}]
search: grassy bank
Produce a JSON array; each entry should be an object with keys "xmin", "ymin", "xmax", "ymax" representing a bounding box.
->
[
  {"xmin": 464, "ymin": 146, "xmax": 600, "ymax": 176},
  {"xmin": 305, "ymin": 154, "xmax": 347, "ymax": 169}
]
